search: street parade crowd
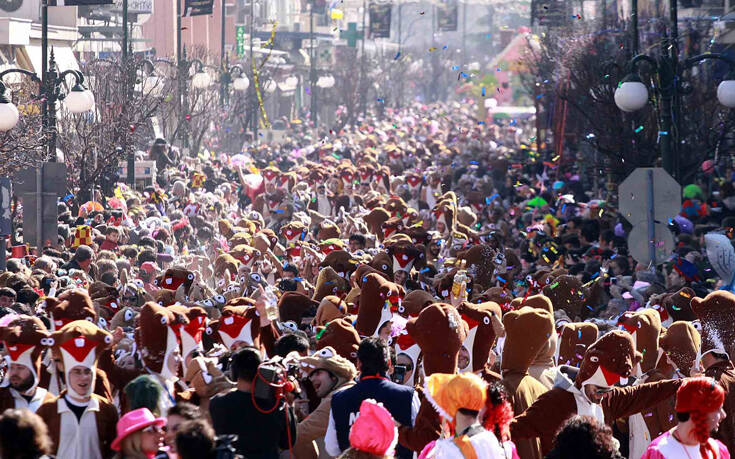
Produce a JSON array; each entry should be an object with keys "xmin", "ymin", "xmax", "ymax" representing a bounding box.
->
[{"xmin": 0, "ymin": 102, "xmax": 735, "ymax": 458}]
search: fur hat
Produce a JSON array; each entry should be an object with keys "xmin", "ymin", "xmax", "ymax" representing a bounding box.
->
[
  {"xmin": 576, "ymin": 330, "xmax": 641, "ymax": 389},
  {"xmin": 457, "ymin": 301, "xmax": 505, "ymax": 373},
  {"xmin": 299, "ymin": 346, "xmax": 357, "ymax": 385},
  {"xmin": 617, "ymin": 309, "xmax": 662, "ymax": 375},
  {"xmin": 207, "ymin": 305, "xmax": 261, "ymax": 350},
  {"xmin": 316, "ymin": 319, "xmax": 361, "ymax": 364},
  {"xmin": 501, "ymin": 307, "xmax": 554, "ymax": 374},
  {"xmin": 51, "ymin": 320, "xmax": 112, "ymax": 398},
  {"xmin": 45, "ymin": 289, "xmax": 97, "ymax": 331},
  {"xmin": 313, "ymin": 296, "xmax": 347, "ymax": 326},
  {"xmin": 406, "ymin": 303, "xmax": 467, "ymax": 375},
  {"xmin": 278, "ymin": 292, "xmax": 319, "ymax": 323},
  {"xmin": 690, "ymin": 291, "xmax": 735, "ymax": 360},
  {"xmin": 135, "ymin": 302, "xmax": 188, "ymax": 381},
  {"xmin": 660, "ymin": 321, "xmax": 701, "ymax": 376},
  {"xmin": 312, "ymin": 267, "xmax": 350, "ymax": 303},
  {"xmin": 354, "ymin": 273, "xmax": 405, "ymax": 337},
  {"xmin": 0, "ymin": 315, "xmax": 50, "ymax": 391},
  {"xmin": 557, "ymin": 322, "xmax": 599, "ymax": 367}
]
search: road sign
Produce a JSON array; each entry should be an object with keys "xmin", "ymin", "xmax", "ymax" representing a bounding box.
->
[
  {"xmin": 619, "ymin": 167, "xmax": 681, "ymax": 266},
  {"xmin": 619, "ymin": 167, "xmax": 681, "ymax": 225},
  {"xmin": 236, "ymin": 25, "xmax": 246, "ymax": 57},
  {"xmin": 626, "ymin": 222, "xmax": 675, "ymax": 265},
  {"xmin": 340, "ymin": 23, "xmax": 363, "ymax": 48}
]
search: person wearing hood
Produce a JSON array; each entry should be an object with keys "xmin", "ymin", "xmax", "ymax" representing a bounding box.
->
[
  {"xmin": 37, "ymin": 320, "xmax": 119, "ymax": 459},
  {"xmin": 510, "ymin": 330, "xmax": 683, "ymax": 456},
  {"xmin": 295, "ymin": 346, "xmax": 358, "ymax": 459},
  {"xmin": 0, "ymin": 315, "xmax": 55, "ymax": 413},
  {"xmin": 498, "ymin": 306, "xmax": 552, "ymax": 459}
]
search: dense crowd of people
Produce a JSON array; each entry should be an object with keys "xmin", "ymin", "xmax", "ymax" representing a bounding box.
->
[{"xmin": 0, "ymin": 102, "xmax": 734, "ymax": 458}]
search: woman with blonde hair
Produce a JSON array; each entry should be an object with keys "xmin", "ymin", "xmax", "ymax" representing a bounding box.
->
[{"xmin": 111, "ymin": 408, "xmax": 166, "ymax": 459}]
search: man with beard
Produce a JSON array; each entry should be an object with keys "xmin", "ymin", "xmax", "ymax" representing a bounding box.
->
[
  {"xmin": 294, "ymin": 347, "xmax": 357, "ymax": 458},
  {"xmin": 0, "ymin": 316, "xmax": 55, "ymax": 412}
]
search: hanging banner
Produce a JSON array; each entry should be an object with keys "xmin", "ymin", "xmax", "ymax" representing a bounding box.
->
[
  {"xmin": 369, "ymin": 3, "xmax": 392, "ymax": 39},
  {"xmin": 183, "ymin": 0, "xmax": 213, "ymax": 16},
  {"xmin": 436, "ymin": 0, "xmax": 458, "ymax": 31},
  {"xmin": 236, "ymin": 25, "xmax": 246, "ymax": 56},
  {"xmin": 48, "ymin": 0, "xmax": 112, "ymax": 5}
]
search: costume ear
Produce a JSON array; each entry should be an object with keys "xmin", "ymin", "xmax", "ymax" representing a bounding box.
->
[
  {"xmin": 490, "ymin": 312, "xmax": 505, "ymax": 338},
  {"xmin": 689, "ymin": 296, "xmax": 703, "ymax": 316}
]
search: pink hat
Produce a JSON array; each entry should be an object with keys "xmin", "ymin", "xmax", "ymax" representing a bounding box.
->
[
  {"xmin": 111, "ymin": 408, "xmax": 166, "ymax": 451},
  {"xmin": 349, "ymin": 399, "xmax": 397, "ymax": 456}
]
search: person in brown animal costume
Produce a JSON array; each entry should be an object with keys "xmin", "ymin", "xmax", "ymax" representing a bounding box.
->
[
  {"xmin": 320, "ymin": 250, "xmax": 359, "ymax": 280},
  {"xmin": 542, "ymin": 274, "xmax": 598, "ymax": 321},
  {"xmin": 400, "ymin": 290, "xmax": 436, "ymax": 318},
  {"xmin": 556, "ymin": 322, "xmax": 599, "ymax": 368},
  {"xmin": 397, "ymin": 303, "xmax": 468, "ymax": 453},
  {"xmin": 0, "ymin": 315, "xmax": 55, "ymax": 412},
  {"xmin": 662, "ymin": 287, "xmax": 697, "ymax": 322},
  {"xmin": 690, "ymin": 290, "xmax": 735, "ymax": 454},
  {"xmin": 369, "ymin": 252, "xmax": 394, "ymax": 279},
  {"xmin": 278, "ymin": 291, "xmax": 319, "ymax": 325},
  {"xmin": 499, "ymin": 306, "xmax": 554, "ymax": 459},
  {"xmin": 510, "ymin": 294, "xmax": 557, "ymax": 389},
  {"xmin": 660, "ymin": 321, "xmax": 701, "ymax": 377},
  {"xmin": 456, "ymin": 301, "xmax": 504, "ymax": 374},
  {"xmin": 363, "ymin": 208, "xmax": 391, "ymax": 240},
  {"xmin": 213, "ymin": 253, "xmax": 239, "ymax": 281},
  {"xmin": 315, "ymin": 319, "xmax": 361, "ymax": 364},
  {"xmin": 313, "ymin": 295, "xmax": 347, "ymax": 327},
  {"xmin": 88, "ymin": 281, "xmax": 121, "ymax": 328},
  {"xmin": 156, "ymin": 266, "xmax": 195, "ymax": 293},
  {"xmin": 312, "ymin": 267, "xmax": 350, "ymax": 303},
  {"xmin": 37, "ymin": 320, "xmax": 119, "ymax": 459},
  {"xmin": 456, "ymin": 244, "xmax": 500, "ymax": 290},
  {"xmin": 617, "ymin": 308, "xmax": 674, "ymax": 459},
  {"xmin": 206, "ymin": 298, "xmax": 280, "ymax": 357},
  {"xmin": 354, "ymin": 273, "xmax": 405, "ymax": 338},
  {"xmin": 511, "ymin": 330, "xmax": 682, "ymax": 456}
]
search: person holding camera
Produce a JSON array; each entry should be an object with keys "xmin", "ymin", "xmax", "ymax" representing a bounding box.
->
[
  {"xmin": 208, "ymin": 347, "xmax": 297, "ymax": 459},
  {"xmin": 325, "ymin": 338, "xmax": 420, "ymax": 459},
  {"xmin": 294, "ymin": 347, "xmax": 357, "ymax": 458}
]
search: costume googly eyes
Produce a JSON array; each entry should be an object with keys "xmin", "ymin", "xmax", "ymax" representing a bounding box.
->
[
  {"xmin": 41, "ymin": 337, "xmax": 55, "ymax": 346},
  {"xmin": 125, "ymin": 309, "xmax": 135, "ymax": 321},
  {"xmin": 215, "ymin": 295, "xmax": 225, "ymax": 304},
  {"xmin": 251, "ymin": 274, "xmax": 262, "ymax": 283},
  {"xmin": 204, "ymin": 299, "xmax": 213, "ymax": 307},
  {"xmin": 188, "ymin": 273, "xmax": 195, "ymax": 280},
  {"xmin": 99, "ymin": 318, "xmax": 108, "ymax": 328},
  {"xmin": 483, "ymin": 316, "xmax": 490, "ymax": 325},
  {"xmin": 239, "ymin": 276, "xmax": 246, "ymax": 284},
  {"xmin": 217, "ymin": 279, "xmax": 225, "ymax": 287},
  {"xmin": 85, "ymin": 317, "xmax": 94, "ymax": 322},
  {"xmin": 206, "ymin": 326, "xmax": 213, "ymax": 335},
  {"xmin": 381, "ymin": 264, "xmax": 388, "ymax": 270},
  {"xmin": 134, "ymin": 279, "xmax": 144, "ymax": 288},
  {"xmin": 350, "ymin": 351, "xmax": 357, "ymax": 358},
  {"xmin": 318, "ymin": 348, "xmax": 335, "ymax": 358},
  {"xmin": 398, "ymin": 305, "xmax": 405, "ymax": 313},
  {"xmin": 104, "ymin": 334, "xmax": 113, "ymax": 344},
  {"xmin": 692, "ymin": 321, "xmax": 702, "ymax": 331},
  {"xmin": 441, "ymin": 289, "xmax": 449, "ymax": 297},
  {"xmin": 589, "ymin": 355, "xmax": 599, "ymax": 363},
  {"xmin": 160, "ymin": 316, "xmax": 168, "ymax": 325}
]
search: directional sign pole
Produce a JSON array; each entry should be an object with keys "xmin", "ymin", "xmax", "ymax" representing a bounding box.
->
[{"xmin": 646, "ymin": 169, "xmax": 656, "ymax": 270}]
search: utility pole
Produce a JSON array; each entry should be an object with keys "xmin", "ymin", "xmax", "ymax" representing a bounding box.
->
[
  {"xmin": 122, "ymin": 0, "xmax": 128, "ymax": 62},
  {"xmin": 310, "ymin": 0, "xmax": 317, "ymax": 127},
  {"xmin": 220, "ymin": 0, "xmax": 228, "ymax": 106},
  {"xmin": 397, "ymin": 1, "xmax": 402, "ymax": 108},
  {"xmin": 41, "ymin": 0, "xmax": 49, "ymax": 161},
  {"xmin": 360, "ymin": 0, "xmax": 367, "ymax": 117},
  {"xmin": 250, "ymin": 0, "xmax": 258, "ymax": 141},
  {"xmin": 461, "ymin": 0, "xmax": 467, "ymax": 68}
]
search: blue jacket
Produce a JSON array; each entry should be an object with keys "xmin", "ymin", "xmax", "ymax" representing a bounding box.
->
[{"xmin": 330, "ymin": 375, "xmax": 415, "ymax": 459}]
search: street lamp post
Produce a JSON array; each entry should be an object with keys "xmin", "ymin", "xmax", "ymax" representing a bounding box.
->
[
  {"xmin": 310, "ymin": 0, "xmax": 318, "ymax": 128},
  {"xmin": 614, "ymin": 0, "xmax": 735, "ymax": 182},
  {"xmin": 0, "ymin": 51, "xmax": 95, "ymax": 148}
]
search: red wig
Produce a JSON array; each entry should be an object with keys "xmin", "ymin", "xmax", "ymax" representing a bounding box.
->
[
  {"xmin": 675, "ymin": 377, "xmax": 725, "ymax": 459},
  {"xmin": 482, "ymin": 382, "xmax": 514, "ymax": 442}
]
